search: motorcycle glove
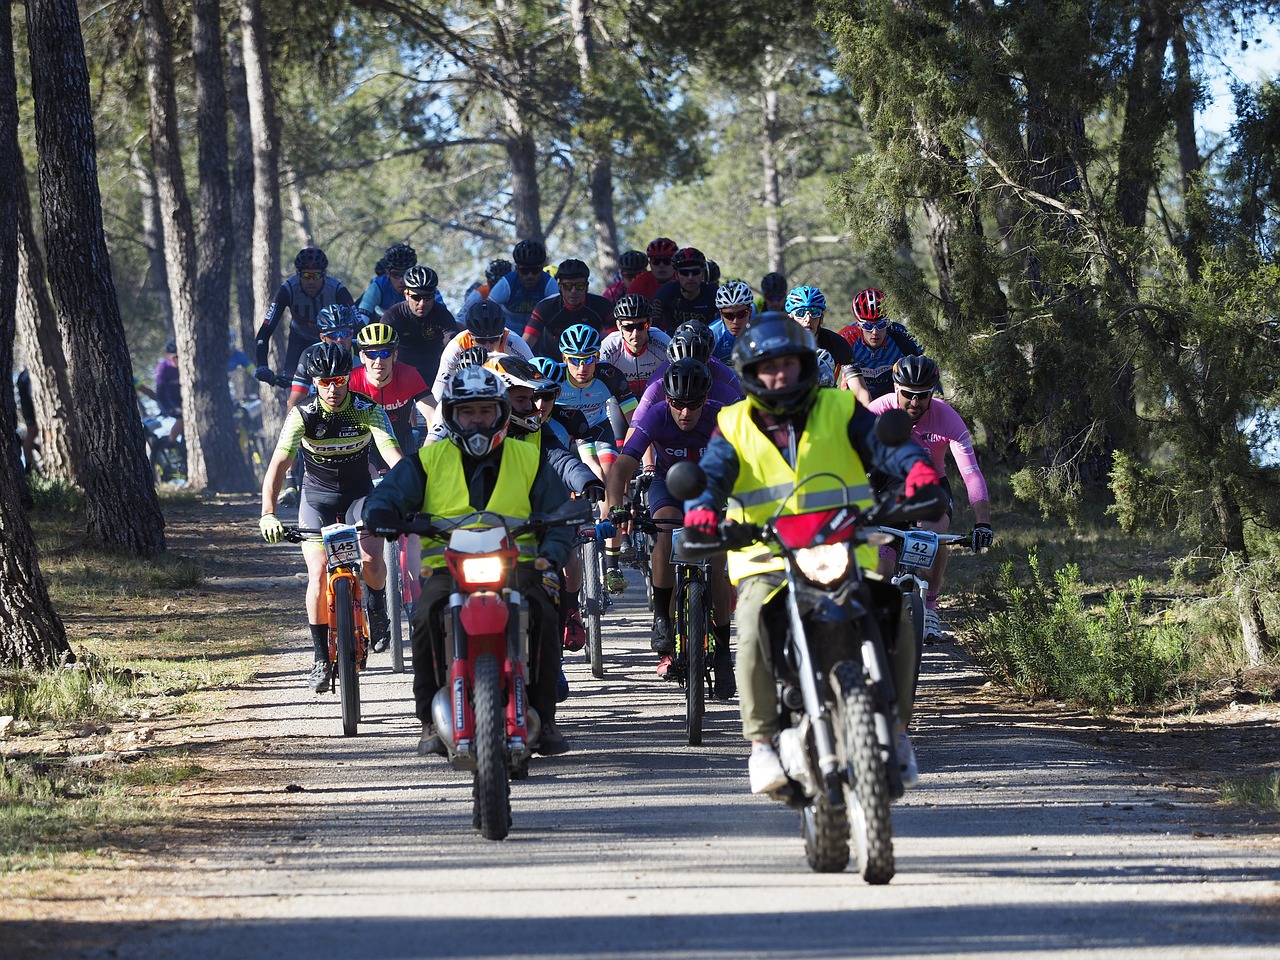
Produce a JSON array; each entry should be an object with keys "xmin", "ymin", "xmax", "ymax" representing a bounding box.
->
[
  {"xmin": 971, "ymin": 523, "xmax": 994, "ymax": 552},
  {"xmin": 259, "ymin": 513, "xmax": 284, "ymax": 543},
  {"xmin": 254, "ymin": 365, "xmax": 276, "ymax": 384},
  {"xmin": 903, "ymin": 461, "xmax": 942, "ymax": 499},
  {"xmin": 363, "ymin": 508, "xmax": 402, "ymax": 540},
  {"xmin": 683, "ymin": 506, "xmax": 721, "ymax": 541}
]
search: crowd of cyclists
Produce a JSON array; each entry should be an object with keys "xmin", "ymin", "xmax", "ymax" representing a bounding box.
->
[{"xmin": 250, "ymin": 235, "xmax": 995, "ymax": 790}]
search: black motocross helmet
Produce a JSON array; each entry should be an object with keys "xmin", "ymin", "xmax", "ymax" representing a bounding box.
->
[
  {"xmin": 663, "ymin": 358, "xmax": 713, "ymax": 407},
  {"xmin": 466, "ymin": 299, "xmax": 508, "ymax": 340},
  {"xmin": 731, "ymin": 312, "xmax": 820, "ymax": 416},
  {"xmin": 304, "ymin": 341, "xmax": 354, "ymax": 380}
]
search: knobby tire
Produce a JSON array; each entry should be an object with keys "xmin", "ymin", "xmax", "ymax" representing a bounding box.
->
[
  {"xmin": 385, "ymin": 537, "xmax": 406, "ymax": 674},
  {"xmin": 472, "ymin": 654, "xmax": 511, "ymax": 841},
  {"xmin": 684, "ymin": 580, "xmax": 707, "ymax": 746},
  {"xmin": 334, "ymin": 577, "xmax": 360, "ymax": 737},
  {"xmin": 834, "ymin": 661, "xmax": 895, "ymax": 884},
  {"xmin": 581, "ymin": 538, "xmax": 605, "ymax": 678}
]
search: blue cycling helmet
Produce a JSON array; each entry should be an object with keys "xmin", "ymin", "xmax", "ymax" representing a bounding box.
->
[
  {"xmin": 784, "ymin": 285, "xmax": 826, "ymax": 316},
  {"xmin": 316, "ymin": 303, "xmax": 358, "ymax": 335},
  {"xmin": 559, "ymin": 323, "xmax": 601, "ymax": 357},
  {"xmin": 530, "ymin": 355, "xmax": 566, "ymax": 385}
]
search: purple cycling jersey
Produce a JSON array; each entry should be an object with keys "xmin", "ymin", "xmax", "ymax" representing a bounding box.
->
[
  {"xmin": 621, "ymin": 400, "xmax": 724, "ymax": 475},
  {"xmin": 631, "ymin": 356, "xmax": 744, "ymax": 423}
]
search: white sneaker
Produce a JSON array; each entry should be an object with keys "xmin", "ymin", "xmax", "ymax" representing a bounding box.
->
[
  {"xmin": 923, "ymin": 608, "xmax": 945, "ymax": 641},
  {"xmin": 897, "ymin": 730, "xmax": 919, "ymax": 789},
  {"xmin": 748, "ymin": 742, "xmax": 787, "ymax": 794}
]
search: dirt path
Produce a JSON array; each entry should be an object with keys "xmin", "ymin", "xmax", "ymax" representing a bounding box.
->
[{"xmin": 3, "ymin": 495, "xmax": 1279, "ymax": 958}]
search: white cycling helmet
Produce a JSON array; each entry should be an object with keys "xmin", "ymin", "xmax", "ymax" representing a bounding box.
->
[{"xmin": 714, "ymin": 280, "xmax": 754, "ymax": 310}]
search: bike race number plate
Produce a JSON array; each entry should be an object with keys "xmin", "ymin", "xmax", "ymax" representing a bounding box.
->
[
  {"xmin": 901, "ymin": 529, "xmax": 939, "ymax": 568},
  {"xmin": 321, "ymin": 523, "xmax": 362, "ymax": 568}
]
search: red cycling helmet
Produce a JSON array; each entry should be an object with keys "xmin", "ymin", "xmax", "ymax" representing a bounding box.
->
[
  {"xmin": 646, "ymin": 237, "xmax": 678, "ymax": 260},
  {"xmin": 852, "ymin": 287, "xmax": 887, "ymax": 322}
]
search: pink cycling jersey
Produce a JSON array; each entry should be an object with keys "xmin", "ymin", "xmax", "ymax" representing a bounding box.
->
[{"xmin": 866, "ymin": 394, "xmax": 988, "ymax": 504}]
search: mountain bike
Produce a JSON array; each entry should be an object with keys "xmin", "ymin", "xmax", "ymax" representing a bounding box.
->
[
  {"xmin": 626, "ymin": 471, "xmax": 656, "ymax": 613},
  {"xmin": 282, "ymin": 522, "xmax": 369, "ymax": 736},
  {"xmin": 876, "ymin": 525, "xmax": 973, "ymax": 646},
  {"xmin": 574, "ymin": 516, "xmax": 612, "ymax": 679},
  {"xmin": 382, "ymin": 533, "xmax": 417, "ymax": 674}
]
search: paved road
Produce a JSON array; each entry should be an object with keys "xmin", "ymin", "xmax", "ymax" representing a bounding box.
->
[{"xmin": 19, "ymin": 586, "xmax": 1280, "ymax": 959}]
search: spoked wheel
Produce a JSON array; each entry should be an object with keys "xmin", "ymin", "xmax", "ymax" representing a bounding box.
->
[
  {"xmin": 683, "ymin": 581, "xmax": 707, "ymax": 746},
  {"xmin": 636, "ymin": 533, "xmax": 655, "ymax": 613},
  {"xmin": 334, "ymin": 578, "xmax": 360, "ymax": 737},
  {"xmin": 384, "ymin": 537, "xmax": 406, "ymax": 674},
  {"xmin": 833, "ymin": 661, "xmax": 895, "ymax": 884},
  {"xmin": 471, "ymin": 654, "xmax": 511, "ymax": 841},
  {"xmin": 580, "ymin": 538, "xmax": 605, "ymax": 678}
]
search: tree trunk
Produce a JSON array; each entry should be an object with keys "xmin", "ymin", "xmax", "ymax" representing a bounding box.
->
[
  {"xmin": 143, "ymin": 0, "xmax": 251, "ymax": 493},
  {"xmin": 24, "ymin": 0, "xmax": 165, "ymax": 557},
  {"xmin": 504, "ymin": 108, "xmax": 543, "ymax": 243},
  {"xmin": 286, "ymin": 171, "xmax": 313, "ymax": 247},
  {"xmin": 1116, "ymin": 1, "xmax": 1173, "ymax": 230},
  {"xmin": 568, "ymin": 0, "xmax": 617, "ymax": 278},
  {"xmin": 2, "ymin": 2, "xmax": 75, "ymax": 670},
  {"xmin": 761, "ymin": 48, "xmax": 786, "ymax": 275},
  {"xmin": 238, "ymin": 0, "xmax": 284, "ymax": 435},
  {"xmin": 16, "ymin": 166, "xmax": 79, "ymax": 485},
  {"xmin": 193, "ymin": 0, "xmax": 232, "ymax": 326},
  {"xmin": 131, "ymin": 149, "xmax": 174, "ymax": 331},
  {"xmin": 227, "ymin": 35, "xmax": 257, "ymax": 377}
]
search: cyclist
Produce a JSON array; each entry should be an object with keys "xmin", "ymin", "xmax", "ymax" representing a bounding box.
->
[
  {"xmin": 362, "ymin": 365, "xmax": 575, "ymax": 756},
  {"xmin": 555, "ymin": 323, "xmax": 637, "ymax": 593},
  {"xmin": 784, "ymin": 286, "xmax": 858, "ymax": 390},
  {"xmin": 523, "ymin": 259, "xmax": 614, "ymax": 358},
  {"xmin": 259, "ymin": 342, "xmax": 402, "ymax": 690},
  {"xmin": 866, "ymin": 355, "xmax": 992, "ymax": 640},
  {"xmin": 459, "ymin": 257, "xmax": 514, "ymax": 318},
  {"xmin": 154, "ymin": 339, "xmax": 183, "ymax": 438},
  {"xmin": 604, "ymin": 250, "xmax": 648, "ymax": 304},
  {"xmin": 432, "ymin": 300, "xmax": 533, "ymax": 401},
  {"xmin": 381, "ymin": 264, "xmax": 458, "ymax": 387},
  {"xmin": 348, "ymin": 323, "xmax": 434, "ymax": 457},
  {"xmin": 681, "ymin": 315, "xmax": 945, "ymax": 793},
  {"xmin": 288, "ymin": 304, "xmax": 360, "ymax": 411},
  {"xmin": 706, "ymin": 259, "xmax": 721, "ymax": 288},
  {"xmin": 631, "ymin": 321, "xmax": 744, "ymax": 423},
  {"xmin": 816, "ymin": 348, "xmax": 838, "ymax": 388},
  {"xmin": 759, "ymin": 271, "xmax": 787, "ymax": 314},
  {"xmin": 838, "ymin": 287, "xmax": 925, "ymax": 404},
  {"xmin": 709, "ymin": 280, "xmax": 755, "ymax": 362},
  {"xmin": 599, "ymin": 294, "xmax": 671, "ymax": 398},
  {"xmin": 627, "ymin": 237, "xmax": 678, "ymax": 301},
  {"xmin": 356, "ymin": 242, "xmax": 420, "ymax": 321},
  {"xmin": 606, "ymin": 359, "xmax": 734, "ymax": 690},
  {"xmin": 253, "ymin": 246, "xmax": 355, "ymax": 386},
  {"xmin": 651, "ymin": 247, "xmax": 717, "ymax": 334},
  {"xmin": 489, "ymin": 239, "xmax": 559, "ymax": 335}
]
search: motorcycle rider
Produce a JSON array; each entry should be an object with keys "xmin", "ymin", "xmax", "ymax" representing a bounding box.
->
[
  {"xmin": 362, "ymin": 366, "xmax": 575, "ymax": 757},
  {"xmin": 681, "ymin": 314, "xmax": 945, "ymax": 793}
]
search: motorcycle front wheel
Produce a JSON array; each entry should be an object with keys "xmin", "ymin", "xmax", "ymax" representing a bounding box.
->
[
  {"xmin": 471, "ymin": 654, "xmax": 511, "ymax": 841},
  {"xmin": 833, "ymin": 660, "xmax": 895, "ymax": 884}
]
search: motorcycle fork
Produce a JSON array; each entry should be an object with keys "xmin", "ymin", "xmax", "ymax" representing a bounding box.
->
[
  {"xmin": 783, "ymin": 579, "xmax": 842, "ymax": 807},
  {"xmin": 505, "ymin": 590, "xmax": 531, "ymax": 748},
  {"xmin": 447, "ymin": 593, "xmax": 476, "ymax": 758}
]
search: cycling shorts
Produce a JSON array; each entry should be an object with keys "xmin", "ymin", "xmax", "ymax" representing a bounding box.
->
[
  {"xmin": 647, "ymin": 477, "xmax": 681, "ymax": 516},
  {"xmin": 298, "ymin": 488, "xmax": 368, "ymax": 543},
  {"xmin": 575, "ymin": 420, "xmax": 618, "ymax": 461}
]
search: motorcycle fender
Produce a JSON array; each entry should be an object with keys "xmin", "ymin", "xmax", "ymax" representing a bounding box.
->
[
  {"xmin": 449, "ymin": 659, "xmax": 474, "ymax": 744},
  {"xmin": 460, "ymin": 592, "xmax": 510, "ymax": 653}
]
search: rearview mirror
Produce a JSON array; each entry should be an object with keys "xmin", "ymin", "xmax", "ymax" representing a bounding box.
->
[
  {"xmin": 874, "ymin": 408, "xmax": 914, "ymax": 447},
  {"xmin": 666, "ymin": 461, "xmax": 708, "ymax": 501}
]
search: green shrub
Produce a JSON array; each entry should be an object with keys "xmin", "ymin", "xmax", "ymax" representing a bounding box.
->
[
  {"xmin": 1220, "ymin": 773, "xmax": 1280, "ymax": 812},
  {"xmin": 971, "ymin": 551, "xmax": 1189, "ymax": 712}
]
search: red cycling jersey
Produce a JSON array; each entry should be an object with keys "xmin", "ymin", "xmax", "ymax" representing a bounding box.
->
[{"xmin": 348, "ymin": 364, "xmax": 430, "ymax": 450}]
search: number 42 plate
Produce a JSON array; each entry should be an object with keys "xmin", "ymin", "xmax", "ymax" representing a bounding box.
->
[{"xmin": 901, "ymin": 530, "xmax": 939, "ymax": 568}]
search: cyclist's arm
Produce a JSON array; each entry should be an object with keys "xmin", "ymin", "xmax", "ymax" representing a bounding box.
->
[
  {"xmin": 849, "ymin": 374, "xmax": 872, "ymax": 407},
  {"xmin": 369, "ymin": 406, "xmax": 403, "ymax": 468},
  {"xmin": 254, "ymin": 282, "xmax": 292, "ymax": 368},
  {"xmin": 938, "ymin": 403, "xmax": 990, "ymax": 517},
  {"xmin": 605, "ymin": 452, "xmax": 641, "ymax": 513},
  {"xmin": 522, "ymin": 300, "xmax": 549, "ymax": 348},
  {"xmin": 357, "ymin": 279, "xmax": 382, "ymax": 320},
  {"xmin": 430, "ymin": 340, "xmax": 461, "ymax": 402},
  {"xmin": 530, "ymin": 460, "xmax": 573, "ymax": 567}
]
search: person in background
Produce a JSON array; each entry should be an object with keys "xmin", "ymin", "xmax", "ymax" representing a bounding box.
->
[
  {"xmin": 627, "ymin": 237, "xmax": 678, "ymax": 301},
  {"xmin": 254, "ymin": 246, "xmax": 354, "ymax": 386},
  {"xmin": 488, "ymin": 239, "xmax": 559, "ymax": 335},
  {"xmin": 604, "ymin": 250, "xmax": 648, "ymax": 304},
  {"xmin": 357, "ymin": 242, "xmax": 419, "ymax": 321}
]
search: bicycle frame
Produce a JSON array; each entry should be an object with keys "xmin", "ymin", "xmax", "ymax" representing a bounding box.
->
[{"xmin": 319, "ymin": 523, "xmax": 369, "ymax": 672}]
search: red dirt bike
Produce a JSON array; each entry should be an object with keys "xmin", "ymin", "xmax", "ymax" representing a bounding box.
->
[{"xmin": 394, "ymin": 500, "xmax": 590, "ymax": 841}]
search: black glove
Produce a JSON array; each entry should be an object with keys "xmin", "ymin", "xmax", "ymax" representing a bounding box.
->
[
  {"xmin": 363, "ymin": 508, "xmax": 402, "ymax": 540},
  {"xmin": 582, "ymin": 482, "xmax": 605, "ymax": 502},
  {"xmin": 971, "ymin": 523, "xmax": 994, "ymax": 552},
  {"xmin": 608, "ymin": 506, "xmax": 630, "ymax": 527},
  {"xmin": 254, "ymin": 365, "xmax": 275, "ymax": 384}
]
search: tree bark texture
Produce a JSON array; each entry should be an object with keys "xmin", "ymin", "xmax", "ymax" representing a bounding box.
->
[
  {"xmin": 193, "ymin": 0, "xmax": 233, "ymax": 325},
  {"xmin": 761, "ymin": 50, "xmax": 785, "ymax": 275},
  {"xmin": 16, "ymin": 167, "xmax": 80, "ymax": 485},
  {"xmin": 568, "ymin": 0, "xmax": 618, "ymax": 278},
  {"xmin": 1116, "ymin": 1, "xmax": 1173, "ymax": 230},
  {"xmin": 23, "ymin": 0, "xmax": 166, "ymax": 557},
  {"xmin": 504, "ymin": 106, "xmax": 543, "ymax": 243},
  {"xmin": 1, "ymin": 2, "xmax": 73, "ymax": 668},
  {"xmin": 143, "ymin": 0, "xmax": 252, "ymax": 493},
  {"xmin": 131, "ymin": 150, "xmax": 175, "ymax": 331},
  {"xmin": 287, "ymin": 172, "xmax": 313, "ymax": 247},
  {"xmin": 228, "ymin": 36, "xmax": 257, "ymax": 365}
]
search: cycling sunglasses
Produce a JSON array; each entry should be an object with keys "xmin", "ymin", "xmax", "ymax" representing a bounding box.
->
[
  {"xmin": 321, "ymin": 328, "xmax": 354, "ymax": 340},
  {"xmin": 617, "ymin": 321, "xmax": 649, "ymax": 332},
  {"xmin": 559, "ymin": 280, "xmax": 588, "ymax": 292},
  {"xmin": 898, "ymin": 388, "xmax": 932, "ymax": 401},
  {"xmin": 405, "ymin": 290, "xmax": 436, "ymax": 302},
  {"xmin": 720, "ymin": 308, "xmax": 751, "ymax": 322},
  {"xmin": 677, "ymin": 267, "xmax": 704, "ymax": 278},
  {"xmin": 386, "ymin": 270, "xmax": 405, "ymax": 280},
  {"xmin": 517, "ymin": 265, "xmax": 544, "ymax": 275},
  {"xmin": 790, "ymin": 308, "xmax": 824, "ymax": 321},
  {"xmin": 667, "ymin": 398, "xmax": 705, "ymax": 411},
  {"xmin": 315, "ymin": 375, "xmax": 349, "ymax": 388},
  {"xmin": 860, "ymin": 320, "xmax": 889, "ymax": 331},
  {"xmin": 361, "ymin": 349, "xmax": 393, "ymax": 360},
  {"xmin": 648, "ymin": 257, "xmax": 672, "ymax": 266},
  {"xmin": 297, "ymin": 271, "xmax": 324, "ymax": 281},
  {"xmin": 564, "ymin": 354, "xmax": 599, "ymax": 365}
]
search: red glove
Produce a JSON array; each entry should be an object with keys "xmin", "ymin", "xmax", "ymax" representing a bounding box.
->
[
  {"xmin": 683, "ymin": 507, "xmax": 721, "ymax": 540},
  {"xmin": 904, "ymin": 461, "xmax": 941, "ymax": 498}
]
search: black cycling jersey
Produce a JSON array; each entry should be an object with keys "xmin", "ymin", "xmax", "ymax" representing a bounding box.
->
[
  {"xmin": 526, "ymin": 293, "xmax": 615, "ymax": 359},
  {"xmin": 650, "ymin": 280, "xmax": 717, "ymax": 335},
  {"xmin": 382, "ymin": 300, "xmax": 459, "ymax": 387},
  {"xmin": 254, "ymin": 275, "xmax": 354, "ymax": 368},
  {"xmin": 816, "ymin": 327, "xmax": 856, "ymax": 370},
  {"xmin": 273, "ymin": 390, "xmax": 399, "ymax": 495}
]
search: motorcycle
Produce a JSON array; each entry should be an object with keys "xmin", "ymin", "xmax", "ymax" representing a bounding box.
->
[
  {"xmin": 142, "ymin": 409, "xmax": 186, "ymax": 484},
  {"xmin": 666, "ymin": 411, "xmax": 946, "ymax": 884},
  {"xmin": 398, "ymin": 499, "xmax": 591, "ymax": 841}
]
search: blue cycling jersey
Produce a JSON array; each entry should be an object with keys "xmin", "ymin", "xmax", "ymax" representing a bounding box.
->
[{"xmin": 357, "ymin": 275, "xmax": 445, "ymax": 320}]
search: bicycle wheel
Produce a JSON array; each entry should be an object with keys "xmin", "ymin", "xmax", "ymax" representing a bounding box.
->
[
  {"xmin": 384, "ymin": 537, "xmax": 406, "ymax": 674},
  {"xmin": 637, "ymin": 532, "xmax": 655, "ymax": 613},
  {"xmin": 472, "ymin": 654, "xmax": 511, "ymax": 841},
  {"xmin": 684, "ymin": 580, "xmax": 707, "ymax": 746},
  {"xmin": 581, "ymin": 538, "xmax": 605, "ymax": 678},
  {"xmin": 334, "ymin": 577, "xmax": 360, "ymax": 737}
]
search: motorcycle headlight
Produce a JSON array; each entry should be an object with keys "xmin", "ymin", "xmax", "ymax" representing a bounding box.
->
[
  {"xmin": 459, "ymin": 556, "xmax": 506, "ymax": 585},
  {"xmin": 793, "ymin": 543, "xmax": 850, "ymax": 585}
]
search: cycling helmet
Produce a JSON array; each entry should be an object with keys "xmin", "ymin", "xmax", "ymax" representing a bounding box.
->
[
  {"xmin": 466, "ymin": 299, "xmax": 508, "ymax": 339},
  {"xmin": 732, "ymin": 312, "xmax": 820, "ymax": 416},
  {"xmin": 556, "ymin": 258, "xmax": 590, "ymax": 281},
  {"xmin": 613, "ymin": 294, "xmax": 651, "ymax": 321},
  {"xmin": 785, "ymin": 285, "xmax": 827, "ymax": 315},
  {"xmin": 402, "ymin": 264, "xmax": 438, "ymax": 292},
  {"xmin": 164, "ymin": 338, "xmax": 177, "ymax": 355},
  {"xmin": 485, "ymin": 355, "xmax": 554, "ymax": 435},
  {"xmin": 560, "ymin": 323, "xmax": 601, "ymax": 357},
  {"xmin": 441, "ymin": 365, "xmax": 511, "ymax": 458},
  {"xmin": 668, "ymin": 321, "xmax": 715, "ymax": 365},
  {"xmin": 715, "ymin": 280, "xmax": 754, "ymax": 310},
  {"xmin": 619, "ymin": 250, "xmax": 648, "ymax": 273},
  {"xmin": 374, "ymin": 258, "xmax": 386, "ymax": 277},
  {"xmin": 761, "ymin": 272, "xmax": 788, "ymax": 298},
  {"xmin": 892, "ymin": 354, "xmax": 940, "ymax": 392},
  {"xmin": 706, "ymin": 260, "xmax": 721, "ymax": 286},
  {"xmin": 852, "ymin": 287, "xmax": 887, "ymax": 322},
  {"xmin": 530, "ymin": 355, "xmax": 565, "ymax": 384},
  {"xmin": 663, "ymin": 358, "xmax": 713, "ymax": 407},
  {"xmin": 304, "ymin": 341, "xmax": 354, "ymax": 380},
  {"xmin": 512, "ymin": 238, "xmax": 547, "ymax": 267},
  {"xmin": 646, "ymin": 237, "xmax": 678, "ymax": 259},
  {"xmin": 486, "ymin": 258, "xmax": 512, "ymax": 285},
  {"xmin": 356, "ymin": 322, "xmax": 398, "ymax": 349},
  {"xmin": 455, "ymin": 344, "xmax": 490, "ymax": 370},
  {"xmin": 316, "ymin": 303, "xmax": 358, "ymax": 335},
  {"xmin": 294, "ymin": 246, "xmax": 328, "ymax": 272},
  {"xmin": 816, "ymin": 348, "xmax": 837, "ymax": 388},
  {"xmin": 382, "ymin": 242, "xmax": 417, "ymax": 273},
  {"xmin": 673, "ymin": 247, "xmax": 706, "ymax": 271}
]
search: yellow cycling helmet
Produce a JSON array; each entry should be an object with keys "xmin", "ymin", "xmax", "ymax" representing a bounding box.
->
[{"xmin": 356, "ymin": 322, "xmax": 398, "ymax": 349}]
